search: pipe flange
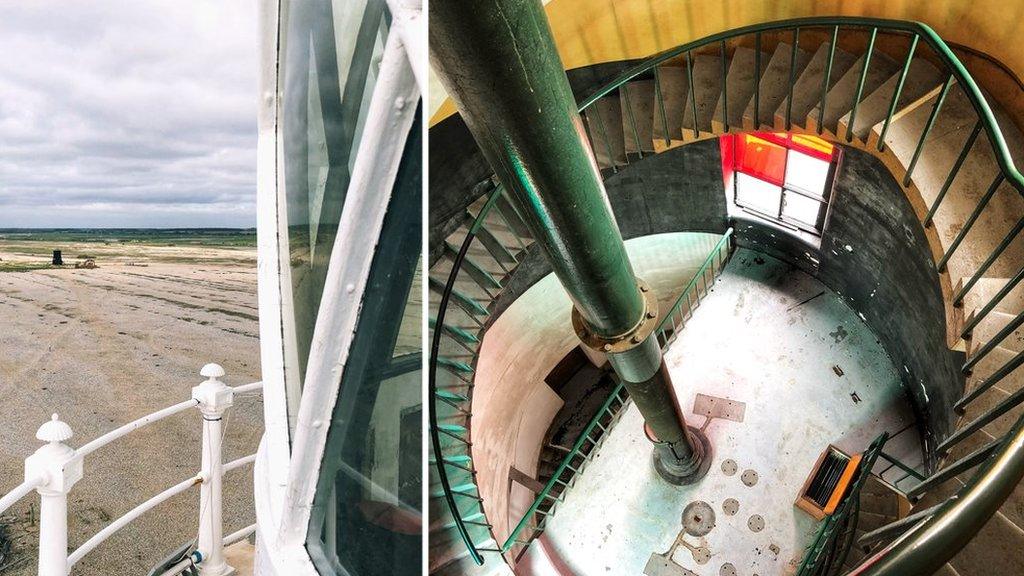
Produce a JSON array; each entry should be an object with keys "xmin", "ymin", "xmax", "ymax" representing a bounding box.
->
[{"xmin": 571, "ymin": 279, "xmax": 659, "ymax": 354}]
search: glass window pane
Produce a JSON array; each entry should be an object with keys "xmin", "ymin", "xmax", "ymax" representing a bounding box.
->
[
  {"xmin": 305, "ymin": 108, "xmax": 423, "ymax": 575},
  {"xmin": 280, "ymin": 0, "xmax": 388, "ymax": 396},
  {"xmin": 736, "ymin": 172, "xmax": 783, "ymax": 216},
  {"xmin": 782, "ymin": 191, "xmax": 825, "ymax": 228},
  {"xmin": 784, "ymin": 150, "xmax": 831, "ymax": 198}
]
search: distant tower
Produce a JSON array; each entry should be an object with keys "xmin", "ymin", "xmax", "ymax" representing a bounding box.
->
[{"xmin": 52, "ymin": 250, "xmax": 62, "ymax": 266}]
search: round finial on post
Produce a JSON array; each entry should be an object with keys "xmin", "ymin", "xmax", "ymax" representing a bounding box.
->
[
  {"xmin": 36, "ymin": 414, "xmax": 73, "ymax": 444},
  {"xmin": 200, "ymin": 363, "xmax": 225, "ymax": 381}
]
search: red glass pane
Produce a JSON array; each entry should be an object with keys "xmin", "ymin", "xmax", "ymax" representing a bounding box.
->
[{"xmin": 735, "ymin": 134, "xmax": 787, "ymax": 185}]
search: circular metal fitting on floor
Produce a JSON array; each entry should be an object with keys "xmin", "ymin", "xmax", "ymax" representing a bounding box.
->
[
  {"xmin": 653, "ymin": 426, "xmax": 713, "ymax": 485},
  {"xmin": 748, "ymin": 514, "xmax": 765, "ymax": 532},
  {"xmin": 571, "ymin": 279, "xmax": 659, "ymax": 354},
  {"xmin": 720, "ymin": 563, "xmax": 737, "ymax": 576},
  {"xmin": 722, "ymin": 498, "xmax": 740, "ymax": 516},
  {"xmin": 681, "ymin": 501, "xmax": 716, "ymax": 536},
  {"xmin": 741, "ymin": 468, "xmax": 759, "ymax": 487},
  {"xmin": 721, "ymin": 459, "xmax": 738, "ymax": 476},
  {"xmin": 692, "ymin": 546, "xmax": 711, "ymax": 564}
]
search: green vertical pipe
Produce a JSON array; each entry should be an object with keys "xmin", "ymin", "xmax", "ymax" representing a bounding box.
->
[
  {"xmin": 878, "ymin": 35, "xmax": 919, "ymax": 151},
  {"xmin": 818, "ymin": 26, "xmax": 839, "ymax": 134},
  {"xmin": 429, "ymin": 0, "xmax": 699, "ymax": 463},
  {"xmin": 847, "ymin": 28, "xmax": 877, "ymax": 143}
]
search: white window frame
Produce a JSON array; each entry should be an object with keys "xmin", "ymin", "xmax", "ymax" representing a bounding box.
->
[{"xmin": 253, "ymin": 0, "xmax": 424, "ymax": 573}]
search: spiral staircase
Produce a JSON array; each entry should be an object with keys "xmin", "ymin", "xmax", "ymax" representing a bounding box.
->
[{"xmin": 429, "ymin": 17, "xmax": 1024, "ymax": 576}]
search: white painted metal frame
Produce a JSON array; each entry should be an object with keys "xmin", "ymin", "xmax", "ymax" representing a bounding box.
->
[{"xmin": 252, "ymin": 0, "xmax": 423, "ymax": 573}]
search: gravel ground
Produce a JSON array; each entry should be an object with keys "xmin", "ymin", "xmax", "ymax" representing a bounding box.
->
[{"xmin": 0, "ymin": 248, "xmax": 262, "ymax": 575}]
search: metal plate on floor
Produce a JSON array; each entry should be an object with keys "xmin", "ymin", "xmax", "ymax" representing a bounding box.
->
[
  {"xmin": 741, "ymin": 469, "xmax": 759, "ymax": 487},
  {"xmin": 643, "ymin": 555, "xmax": 698, "ymax": 576},
  {"xmin": 748, "ymin": 514, "xmax": 765, "ymax": 532},
  {"xmin": 682, "ymin": 501, "xmax": 716, "ymax": 536},
  {"xmin": 694, "ymin": 393, "xmax": 746, "ymax": 422},
  {"xmin": 722, "ymin": 498, "xmax": 740, "ymax": 516},
  {"xmin": 720, "ymin": 563, "xmax": 737, "ymax": 576}
]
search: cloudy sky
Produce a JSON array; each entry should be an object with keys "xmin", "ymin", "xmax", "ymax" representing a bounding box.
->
[{"xmin": 0, "ymin": 1, "xmax": 258, "ymax": 228}]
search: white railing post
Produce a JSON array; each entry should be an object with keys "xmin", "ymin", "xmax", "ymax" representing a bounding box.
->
[
  {"xmin": 192, "ymin": 363, "xmax": 235, "ymax": 576},
  {"xmin": 25, "ymin": 414, "xmax": 82, "ymax": 576}
]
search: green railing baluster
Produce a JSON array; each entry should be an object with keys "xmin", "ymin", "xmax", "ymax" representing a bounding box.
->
[
  {"xmin": 963, "ymin": 308, "xmax": 1024, "ymax": 374},
  {"xmin": 653, "ymin": 66, "xmax": 671, "ymax": 146},
  {"xmin": 955, "ymin": 347, "xmax": 1024, "ymax": 411},
  {"xmin": 686, "ymin": 50, "xmax": 698, "ymax": 137},
  {"xmin": 939, "ymin": 384, "xmax": 1024, "ymax": 453},
  {"xmin": 954, "ymin": 215, "xmax": 1024, "ymax": 305},
  {"xmin": 846, "ymin": 27, "xmax": 877, "ymax": 143},
  {"xmin": 720, "ymin": 40, "xmax": 729, "ymax": 132},
  {"xmin": 621, "ymin": 83, "xmax": 644, "ymax": 159},
  {"xmin": 936, "ymin": 173, "xmax": 1004, "ymax": 271},
  {"xmin": 785, "ymin": 27, "xmax": 800, "ymax": 130},
  {"xmin": 591, "ymin": 103, "xmax": 617, "ymax": 173},
  {"xmin": 961, "ymin": 265, "xmax": 1024, "ymax": 338},
  {"xmin": 818, "ymin": 26, "xmax": 839, "ymax": 134},
  {"xmin": 878, "ymin": 34, "xmax": 919, "ymax": 151},
  {"xmin": 904, "ymin": 75, "xmax": 954, "ymax": 186},
  {"xmin": 754, "ymin": 32, "xmax": 762, "ymax": 126},
  {"xmin": 906, "ymin": 436, "xmax": 1003, "ymax": 500},
  {"xmin": 924, "ymin": 120, "xmax": 982, "ymax": 227}
]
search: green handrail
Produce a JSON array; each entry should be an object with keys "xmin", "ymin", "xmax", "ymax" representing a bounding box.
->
[
  {"xmin": 500, "ymin": 380, "xmax": 628, "ymax": 552},
  {"xmin": 656, "ymin": 228, "xmax": 734, "ymax": 339}
]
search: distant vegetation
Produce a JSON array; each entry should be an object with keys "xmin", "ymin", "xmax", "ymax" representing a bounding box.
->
[{"xmin": 0, "ymin": 228, "xmax": 257, "ymax": 247}]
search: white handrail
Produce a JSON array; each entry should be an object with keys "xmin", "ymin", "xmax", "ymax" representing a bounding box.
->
[
  {"xmin": 232, "ymin": 381, "xmax": 264, "ymax": 395},
  {"xmin": 224, "ymin": 453, "xmax": 257, "ymax": 474},
  {"xmin": 224, "ymin": 523, "xmax": 257, "ymax": 547},
  {"xmin": 67, "ymin": 472, "xmax": 205, "ymax": 568},
  {"xmin": 0, "ymin": 476, "xmax": 43, "ymax": 515},
  {"xmin": 77, "ymin": 399, "xmax": 199, "ymax": 458}
]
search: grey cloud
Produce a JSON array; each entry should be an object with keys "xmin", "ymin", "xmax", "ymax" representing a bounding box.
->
[{"xmin": 0, "ymin": 1, "xmax": 258, "ymax": 227}]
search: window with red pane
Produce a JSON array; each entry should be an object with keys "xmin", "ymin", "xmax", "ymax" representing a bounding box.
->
[{"xmin": 726, "ymin": 132, "xmax": 837, "ymax": 235}]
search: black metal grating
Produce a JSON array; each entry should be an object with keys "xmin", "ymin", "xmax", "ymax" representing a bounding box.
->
[{"xmin": 807, "ymin": 448, "xmax": 852, "ymax": 508}]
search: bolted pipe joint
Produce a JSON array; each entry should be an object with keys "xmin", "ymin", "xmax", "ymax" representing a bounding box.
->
[
  {"xmin": 574, "ymin": 280, "xmax": 711, "ymax": 485},
  {"xmin": 26, "ymin": 413, "xmax": 83, "ymax": 576}
]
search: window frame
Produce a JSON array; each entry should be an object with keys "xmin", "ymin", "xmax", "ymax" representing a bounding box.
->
[{"xmin": 731, "ymin": 133, "xmax": 840, "ymax": 237}]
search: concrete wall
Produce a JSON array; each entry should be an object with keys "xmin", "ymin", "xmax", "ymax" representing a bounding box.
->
[
  {"xmin": 473, "ymin": 233, "xmax": 722, "ymax": 545},
  {"xmin": 735, "ymin": 146, "xmax": 965, "ymax": 465}
]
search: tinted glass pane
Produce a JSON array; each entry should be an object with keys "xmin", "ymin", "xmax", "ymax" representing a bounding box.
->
[
  {"xmin": 305, "ymin": 111, "xmax": 423, "ymax": 575},
  {"xmin": 281, "ymin": 0, "xmax": 387, "ymax": 393},
  {"xmin": 735, "ymin": 134, "xmax": 787, "ymax": 185}
]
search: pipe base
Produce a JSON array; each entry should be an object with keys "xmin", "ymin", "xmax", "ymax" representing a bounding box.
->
[{"xmin": 653, "ymin": 426, "xmax": 712, "ymax": 486}]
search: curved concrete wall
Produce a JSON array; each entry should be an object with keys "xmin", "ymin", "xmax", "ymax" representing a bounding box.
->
[{"xmin": 472, "ymin": 232, "xmax": 723, "ymax": 545}]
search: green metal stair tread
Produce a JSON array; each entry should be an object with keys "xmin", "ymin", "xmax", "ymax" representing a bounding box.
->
[
  {"xmin": 847, "ymin": 56, "xmax": 945, "ymax": 142},
  {"xmin": 445, "ymin": 242, "xmax": 503, "ymax": 292},
  {"xmin": 472, "ymin": 221, "xmax": 519, "ymax": 267},
  {"xmin": 809, "ymin": 50, "xmax": 899, "ymax": 134},
  {"xmin": 436, "ymin": 389, "xmax": 471, "ymax": 402},
  {"xmin": 775, "ymin": 41, "xmax": 857, "ymax": 129},
  {"xmin": 585, "ymin": 96, "xmax": 628, "ymax": 169},
  {"xmin": 712, "ymin": 46, "xmax": 767, "ymax": 131},
  {"xmin": 436, "ymin": 356, "xmax": 474, "ymax": 374},
  {"xmin": 431, "ymin": 318, "xmax": 481, "ymax": 345},
  {"xmin": 743, "ymin": 41, "xmax": 812, "ymax": 129},
  {"xmin": 429, "ymin": 277, "xmax": 490, "ymax": 316},
  {"xmin": 681, "ymin": 53, "xmax": 724, "ymax": 134},
  {"xmin": 620, "ymin": 79, "xmax": 656, "ymax": 154},
  {"xmin": 652, "ymin": 65, "xmax": 688, "ymax": 142}
]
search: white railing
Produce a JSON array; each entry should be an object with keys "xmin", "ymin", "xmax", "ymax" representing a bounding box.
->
[{"xmin": 0, "ymin": 363, "xmax": 263, "ymax": 576}]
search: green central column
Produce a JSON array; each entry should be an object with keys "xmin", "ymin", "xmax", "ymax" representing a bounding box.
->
[{"xmin": 430, "ymin": 0, "xmax": 710, "ymax": 484}]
